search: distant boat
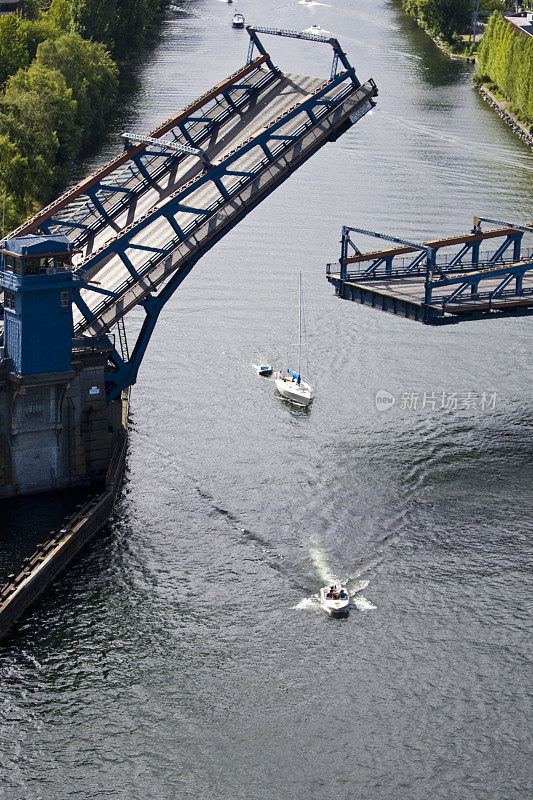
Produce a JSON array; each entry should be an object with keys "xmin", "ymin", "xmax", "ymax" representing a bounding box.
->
[
  {"xmin": 302, "ymin": 24, "xmax": 331, "ymax": 36},
  {"xmin": 232, "ymin": 12, "xmax": 245, "ymax": 28},
  {"xmin": 274, "ymin": 273, "xmax": 313, "ymax": 407},
  {"xmin": 252, "ymin": 362, "xmax": 274, "ymax": 377},
  {"xmin": 319, "ymin": 584, "xmax": 350, "ymax": 616}
]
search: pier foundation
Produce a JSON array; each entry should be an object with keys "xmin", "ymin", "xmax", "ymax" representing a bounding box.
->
[{"xmin": 0, "ymin": 355, "xmax": 122, "ymax": 498}]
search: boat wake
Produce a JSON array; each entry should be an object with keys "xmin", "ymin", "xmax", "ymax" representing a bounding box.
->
[
  {"xmin": 293, "ymin": 547, "xmax": 377, "ymax": 612},
  {"xmin": 291, "ymin": 596, "xmax": 321, "ymax": 611}
]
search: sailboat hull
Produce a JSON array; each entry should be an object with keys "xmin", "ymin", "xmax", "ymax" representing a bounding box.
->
[{"xmin": 275, "ymin": 377, "xmax": 313, "ymax": 407}]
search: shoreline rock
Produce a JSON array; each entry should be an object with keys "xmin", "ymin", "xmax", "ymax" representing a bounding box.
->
[{"xmin": 476, "ymin": 85, "xmax": 533, "ymax": 148}]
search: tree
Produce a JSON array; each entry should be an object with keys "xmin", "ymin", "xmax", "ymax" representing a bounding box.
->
[
  {"xmin": 404, "ymin": 0, "xmax": 472, "ymax": 42},
  {"xmin": 0, "ymin": 15, "xmax": 30, "ymax": 86},
  {"xmin": 36, "ymin": 33, "xmax": 118, "ymax": 144},
  {"xmin": 70, "ymin": 0, "xmax": 119, "ymax": 51},
  {"xmin": 1, "ymin": 62, "xmax": 81, "ymax": 188},
  {"xmin": 476, "ymin": 12, "xmax": 533, "ymax": 125}
]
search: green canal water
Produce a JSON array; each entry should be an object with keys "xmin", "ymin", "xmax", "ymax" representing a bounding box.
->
[{"xmin": 1, "ymin": 1, "xmax": 532, "ymax": 798}]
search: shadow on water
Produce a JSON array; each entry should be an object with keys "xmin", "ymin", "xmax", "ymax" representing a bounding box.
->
[{"xmin": 0, "ymin": 487, "xmax": 91, "ymax": 584}]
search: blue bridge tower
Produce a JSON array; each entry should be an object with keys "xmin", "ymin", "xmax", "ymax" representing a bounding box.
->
[{"xmin": 1, "ymin": 234, "xmax": 75, "ymax": 375}]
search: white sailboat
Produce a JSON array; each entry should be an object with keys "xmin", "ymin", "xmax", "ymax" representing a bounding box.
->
[{"xmin": 275, "ymin": 273, "xmax": 313, "ymax": 407}]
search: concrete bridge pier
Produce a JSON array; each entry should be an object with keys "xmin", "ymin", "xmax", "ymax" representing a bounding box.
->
[{"xmin": 0, "ymin": 234, "xmax": 121, "ymax": 498}]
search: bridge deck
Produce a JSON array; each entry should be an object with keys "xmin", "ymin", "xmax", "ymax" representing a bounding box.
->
[
  {"xmin": 72, "ymin": 69, "xmax": 319, "ymax": 263},
  {"xmin": 329, "ymin": 266, "xmax": 533, "ymax": 324},
  {"xmin": 71, "ymin": 69, "xmax": 325, "ymax": 331},
  {"xmin": 54, "ymin": 64, "xmax": 376, "ymax": 336}
]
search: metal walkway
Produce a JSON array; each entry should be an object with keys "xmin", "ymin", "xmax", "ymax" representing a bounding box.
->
[
  {"xmin": 7, "ymin": 27, "xmax": 377, "ymax": 399},
  {"xmin": 326, "ymin": 218, "xmax": 533, "ymax": 325}
]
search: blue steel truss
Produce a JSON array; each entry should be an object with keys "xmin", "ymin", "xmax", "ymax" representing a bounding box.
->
[
  {"xmin": 48, "ymin": 28, "xmax": 377, "ymax": 401},
  {"xmin": 22, "ymin": 57, "xmax": 280, "ymax": 248},
  {"xmin": 327, "ymin": 219, "xmax": 533, "ymax": 324},
  {"xmin": 246, "ymin": 26, "xmax": 357, "ymax": 83}
]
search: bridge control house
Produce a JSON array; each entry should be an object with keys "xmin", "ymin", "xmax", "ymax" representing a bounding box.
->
[
  {"xmin": 0, "ymin": 235, "xmax": 124, "ymax": 498},
  {"xmin": 1, "ymin": 235, "xmax": 75, "ymax": 375}
]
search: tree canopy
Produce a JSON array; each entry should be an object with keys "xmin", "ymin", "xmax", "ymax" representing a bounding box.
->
[
  {"xmin": 0, "ymin": 0, "xmax": 162, "ymax": 229},
  {"xmin": 403, "ymin": 0, "xmax": 472, "ymax": 42}
]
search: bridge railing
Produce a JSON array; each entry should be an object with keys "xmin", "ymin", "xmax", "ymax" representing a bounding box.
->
[
  {"xmin": 74, "ymin": 76, "xmax": 376, "ymax": 333},
  {"xmin": 327, "ymin": 246, "xmax": 533, "ymax": 281}
]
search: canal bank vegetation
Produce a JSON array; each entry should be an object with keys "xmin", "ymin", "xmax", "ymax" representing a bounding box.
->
[
  {"xmin": 474, "ymin": 12, "xmax": 533, "ymax": 132},
  {"xmin": 402, "ymin": 0, "xmax": 505, "ymax": 56},
  {"xmin": 0, "ymin": 0, "xmax": 164, "ymax": 231}
]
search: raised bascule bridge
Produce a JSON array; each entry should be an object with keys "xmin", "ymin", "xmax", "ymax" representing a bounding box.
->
[
  {"xmin": 0, "ymin": 28, "xmax": 377, "ymax": 500},
  {"xmin": 326, "ymin": 218, "xmax": 533, "ymax": 324},
  {"xmin": 0, "ymin": 29, "xmax": 378, "ymax": 638}
]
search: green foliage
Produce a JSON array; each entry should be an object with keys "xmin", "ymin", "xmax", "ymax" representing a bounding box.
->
[
  {"xmin": 479, "ymin": 0, "xmax": 505, "ymax": 13},
  {"xmin": 2, "ymin": 61, "xmax": 81, "ymax": 175},
  {"xmin": 404, "ymin": 0, "xmax": 472, "ymax": 42},
  {"xmin": 0, "ymin": 16, "xmax": 30, "ymax": 86},
  {"xmin": 0, "ymin": 0, "xmax": 162, "ymax": 227},
  {"xmin": 36, "ymin": 33, "xmax": 118, "ymax": 144},
  {"xmin": 0, "ymin": 14, "xmax": 61, "ymax": 87},
  {"xmin": 69, "ymin": 0, "xmax": 162, "ymax": 60},
  {"xmin": 0, "ymin": 61, "xmax": 81, "ymax": 225},
  {"xmin": 476, "ymin": 12, "xmax": 533, "ymax": 125},
  {"xmin": 47, "ymin": 0, "xmax": 73, "ymax": 31}
]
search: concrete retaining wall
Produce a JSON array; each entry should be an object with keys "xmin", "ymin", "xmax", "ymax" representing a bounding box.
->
[{"xmin": 0, "ymin": 392, "xmax": 128, "ymax": 641}]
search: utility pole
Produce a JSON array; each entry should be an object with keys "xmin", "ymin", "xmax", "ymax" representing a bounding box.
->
[{"xmin": 470, "ymin": 0, "xmax": 480, "ymax": 43}]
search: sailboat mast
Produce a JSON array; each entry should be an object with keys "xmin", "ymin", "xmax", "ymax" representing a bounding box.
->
[{"xmin": 298, "ymin": 272, "xmax": 302, "ymax": 382}]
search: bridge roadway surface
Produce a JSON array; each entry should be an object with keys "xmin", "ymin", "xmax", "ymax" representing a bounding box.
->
[
  {"xmin": 10, "ymin": 55, "xmax": 376, "ymax": 339},
  {"xmin": 332, "ymin": 265, "xmax": 533, "ymax": 323}
]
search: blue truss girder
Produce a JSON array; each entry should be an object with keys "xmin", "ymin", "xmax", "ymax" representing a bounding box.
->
[
  {"xmin": 46, "ymin": 217, "xmax": 89, "ymax": 231},
  {"xmin": 433, "ymin": 261, "xmax": 533, "ymax": 306},
  {"xmin": 75, "ymin": 68, "xmax": 369, "ymax": 289},
  {"xmin": 405, "ymin": 251, "xmax": 428, "ymax": 273},
  {"xmin": 446, "ymin": 242, "xmax": 471, "ymax": 268},
  {"xmin": 45, "ymin": 65, "xmax": 280, "ymax": 246},
  {"xmin": 362, "ymin": 257, "xmax": 386, "ymax": 277},
  {"xmin": 487, "ymin": 236, "xmax": 514, "ymax": 264},
  {"xmin": 117, "ymin": 251, "xmax": 141, "ymax": 281},
  {"xmin": 103, "ymin": 88, "xmax": 374, "ymax": 401},
  {"xmin": 75, "ymin": 74, "xmax": 375, "ymax": 362}
]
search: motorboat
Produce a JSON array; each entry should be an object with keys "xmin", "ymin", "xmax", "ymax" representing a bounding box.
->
[
  {"xmin": 302, "ymin": 24, "xmax": 331, "ymax": 36},
  {"xmin": 319, "ymin": 584, "xmax": 350, "ymax": 616},
  {"xmin": 232, "ymin": 12, "xmax": 245, "ymax": 28},
  {"xmin": 274, "ymin": 272, "xmax": 314, "ymax": 407}
]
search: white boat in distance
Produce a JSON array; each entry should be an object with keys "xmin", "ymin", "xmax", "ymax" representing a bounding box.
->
[
  {"xmin": 275, "ymin": 273, "xmax": 313, "ymax": 407},
  {"xmin": 319, "ymin": 584, "xmax": 350, "ymax": 616},
  {"xmin": 252, "ymin": 362, "xmax": 273, "ymax": 377},
  {"xmin": 232, "ymin": 12, "xmax": 245, "ymax": 28}
]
